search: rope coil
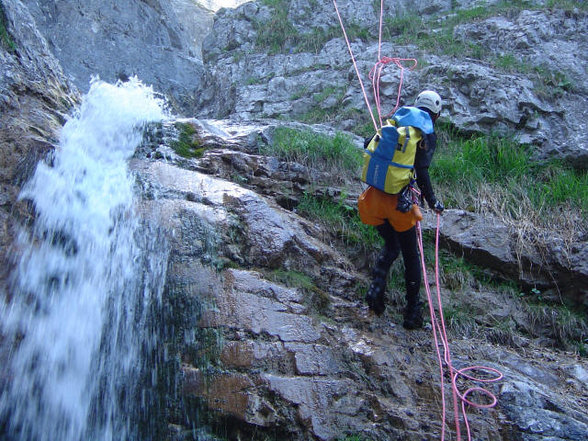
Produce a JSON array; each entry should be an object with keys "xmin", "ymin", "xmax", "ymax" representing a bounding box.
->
[{"xmin": 415, "ymin": 202, "xmax": 504, "ymax": 441}]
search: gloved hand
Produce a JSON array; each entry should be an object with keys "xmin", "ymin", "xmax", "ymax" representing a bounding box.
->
[
  {"xmin": 364, "ymin": 134, "xmax": 378, "ymax": 149},
  {"xmin": 432, "ymin": 200, "xmax": 444, "ymax": 214}
]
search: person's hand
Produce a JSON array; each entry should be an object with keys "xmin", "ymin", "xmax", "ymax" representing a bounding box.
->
[
  {"xmin": 432, "ymin": 200, "xmax": 444, "ymax": 214},
  {"xmin": 364, "ymin": 134, "xmax": 378, "ymax": 149}
]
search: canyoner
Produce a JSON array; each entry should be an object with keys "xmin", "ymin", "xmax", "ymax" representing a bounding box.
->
[
  {"xmin": 360, "ymin": 104, "xmax": 435, "ymax": 198},
  {"xmin": 332, "ymin": 0, "xmax": 504, "ymax": 440}
]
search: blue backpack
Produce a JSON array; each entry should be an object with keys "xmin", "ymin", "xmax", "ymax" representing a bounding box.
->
[{"xmin": 361, "ymin": 106, "xmax": 434, "ymax": 194}]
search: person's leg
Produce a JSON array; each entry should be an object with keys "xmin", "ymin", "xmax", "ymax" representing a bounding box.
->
[
  {"xmin": 398, "ymin": 227, "xmax": 424, "ymax": 329},
  {"xmin": 366, "ymin": 221, "xmax": 399, "ymax": 315}
]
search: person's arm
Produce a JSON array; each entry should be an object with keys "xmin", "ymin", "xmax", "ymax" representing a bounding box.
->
[
  {"xmin": 415, "ymin": 133, "xmax": 444, "ymax": 212},
  {"xmin": 364, "ymin": 133, "xmax": 378, "ymax": 149}
]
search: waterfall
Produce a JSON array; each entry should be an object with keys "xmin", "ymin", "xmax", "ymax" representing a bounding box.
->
[{"xmin": 0, "ymin": 78, "xmax": 168, "ymax": 441}]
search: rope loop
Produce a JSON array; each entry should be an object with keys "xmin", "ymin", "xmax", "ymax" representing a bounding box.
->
[
  {"xmin": 369, "ymin": 57, "xmax": 418, "ymax": 126},
  {"xmin": 416, "ymin": 212, "xmax": 504, "ymax": 441}
]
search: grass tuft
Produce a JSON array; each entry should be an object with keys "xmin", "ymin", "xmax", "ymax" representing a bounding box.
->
[
  {"xmin": 296, "ymin": 192, "xmax": 381, "ymax": 251},
  {"xmin": 431, "ymin": 126, "xmax": 587, "ymax": 241},
  {"xmin": 0, "ymin": 3, "xmax": 16, "ymax": 52},
  {"xmin": 262, "ymin": 126, "xmax": 362, "ymax": 174}
]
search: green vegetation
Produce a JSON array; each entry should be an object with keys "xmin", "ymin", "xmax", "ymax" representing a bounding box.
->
[
  {"xmin": 546, "ymin": 0, "xmax": 588, "ymax": 11},
  {"xmin": 381, "ymin": 9, "xmax": 489, "ymax": 60},
  {"xmin": 492, "ymin": 53, "xmax": 576, "ymax": 98},
  {"xmin": 266, "ymin": 269, "xmax": 331, "ymax": 314},
  {"xmin": 256, "ymin": 0, "xmax": 370, "ymax": 54},
  {"xmin": 430, "ymin": 255, "xmax": 588, "ymax": 354},
  {"xmin": 296, "ymin": 192, "xmax": 381, "ymax": 251},
  {"xmin": 297, "ymin": 86, "xmax": 348, "ymax": 125},
  {"xmin": 0, "ymin": 3, "xmax": 16, "ymax": 52},
  {"xmin": 254, "ymin": 0, "xmax": 588, "ymax": 58},
  {"xmin": 262, "ymin": 126, "xmax": 362, "ymax": 174},
  {"xmin": 171, "ymin": 122, "xmax": 206, "ymax": 158},
  {"xmin": 379, "ymin": 2, "xmax": 581, "ymax": 90},
  {"xmin": 255, "ymin": 0, "xmax": 297, "ymax": 54},
  {"xmin": 431, "ymin": 125, "xmax": 588, "ymax": 235}
]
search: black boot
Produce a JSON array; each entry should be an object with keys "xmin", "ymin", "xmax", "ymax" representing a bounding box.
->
[
  {"xmin": 403, "ymin": 281, "xmax": 423, "ymax": 329},
  {"xmin": 366, "ymin": 275, "xmax": 386, "ymax": 315},
  {"xmin": 367, "ymin": 226, "xmax": 399, "ymax": 316},
  {"xmin": 403, "ymin": 300, "xmax": 424, "ymax": 329},
  {"xmin": 366, "ymin": 256, "xmax": 390, "ymax": 315}
]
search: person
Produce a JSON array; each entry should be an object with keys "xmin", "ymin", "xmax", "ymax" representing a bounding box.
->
[{"xmin": 358, "ymin": 90, "xmax": 444, "ymax": 329}]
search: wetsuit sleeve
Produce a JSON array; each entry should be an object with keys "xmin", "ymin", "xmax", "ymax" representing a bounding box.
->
[
  {"xmin": 415, "ymin": 133, "xmax": 438, "ymax": 208},
  {"xmin": 364, "ymin": 133, "xmax": 377, "ymax": 149}
]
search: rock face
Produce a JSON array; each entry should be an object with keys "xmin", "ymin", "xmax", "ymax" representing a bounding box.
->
[
  {"xmin": 19, "ymin": 0, "xmax": 212, "ymax": 114},
  {"xmin": 0, "ymin": 0, "xmax": 78, "ymax": 299},
  {"xmin": 12, "ymin": 0, "xmax": 588, "ymax": 166},
  {"xmin": 132, "ymin": 120, "xmax": 588, "ymax": 440},
  {"xmin": 200, "ymin": 0, "xmax": 588, "ymax": 166},
  {"xmin": 422, "ymin": 210, "xmax": 588, "ymax": 307}
]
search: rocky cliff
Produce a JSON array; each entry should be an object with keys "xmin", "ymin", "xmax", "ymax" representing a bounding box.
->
[
  {"xmin": 1, "ymin": 0, "xmax": 587, "ymax": 440},
  {"xmin": 131, "ymin": 119, "xmax": 588, "ymax": 440},
  {"xmin": 0, "ymin": 0, "xmax": 79, "ymax": 302},
  {"xmin": 19, "ymin": 0, "xmax": 213, "ymax": 114},
  {"xmin": 199, "ymin": 0, "xmax": 587, "ymax": 165}
]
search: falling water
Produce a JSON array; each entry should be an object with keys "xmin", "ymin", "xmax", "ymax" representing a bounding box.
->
[{"xmin": 0, "ymin": 78, "xmax": 168, "ymax": 441}]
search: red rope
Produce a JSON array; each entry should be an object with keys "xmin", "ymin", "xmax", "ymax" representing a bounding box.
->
[
  {"xmin": 332, "ymin": 0, "xmax": 378, "ymax": 131},
  {"xmin": 415, "ymin": 204, "xmax": 504, "ymax": 441},
  {"xmin": 332, "ymin": 0, "xmax": 416, "ymax": 130},
  {"xmin": 369, "ymin": 57, "xmax": 418, "ymax": 126}
]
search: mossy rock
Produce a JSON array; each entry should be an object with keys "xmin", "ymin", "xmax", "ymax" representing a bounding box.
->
[{"xmin": 172, "ymin": 122, "xmax": 207, "ymax": 158}]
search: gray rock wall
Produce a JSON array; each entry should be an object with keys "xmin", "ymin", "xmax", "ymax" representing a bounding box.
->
[
  {"xmin": 0, "ymin": 0, "xmax": 78, "ymax": 298},
  {"xmin": 201, "ymin": 0, "xmax": 588, "ymax": 166},
  {"xmin": 13, "ymin": 0, "xmax": 588, "ymax": 166},
  {"xmin": 20, "ymin": 0, "xmax": 212, "ymax": 114}
]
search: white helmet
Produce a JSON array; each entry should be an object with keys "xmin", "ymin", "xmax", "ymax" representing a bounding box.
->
[{"xmin": 414, "ymin": 90, "xmax": 442, "ymax": 114}]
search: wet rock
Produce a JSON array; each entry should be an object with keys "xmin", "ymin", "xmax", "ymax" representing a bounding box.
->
[{"xmin": 137, "ymin": 119, "xmax": 588, "ymax": 440}]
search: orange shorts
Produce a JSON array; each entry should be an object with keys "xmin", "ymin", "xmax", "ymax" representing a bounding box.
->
[{"xmin": 358, "ymin": 186, "xmax": 423, "ymax": 232}]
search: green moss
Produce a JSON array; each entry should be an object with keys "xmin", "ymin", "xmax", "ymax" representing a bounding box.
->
[{"xmin": 171, "ymin": 121, "xmax": 206, "ymax": 158}]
